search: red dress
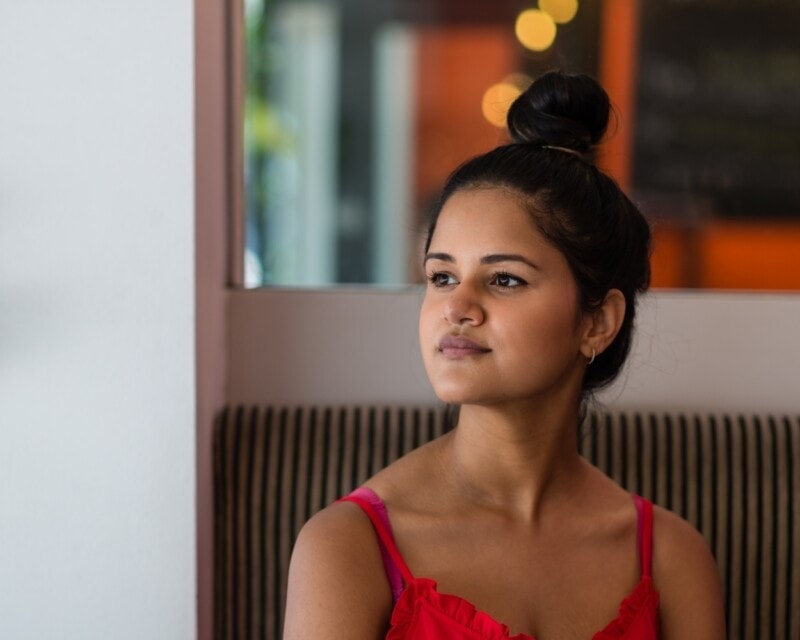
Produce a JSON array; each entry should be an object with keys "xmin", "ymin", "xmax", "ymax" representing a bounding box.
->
[{"xmin": 339, "ymin": 488, "xmax": 660, "ymax": 639}]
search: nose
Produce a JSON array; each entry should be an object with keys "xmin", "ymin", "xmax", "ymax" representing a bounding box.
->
[{"xmin": 443, "ymin": 285, "xmax": 485, "ymax": 326}]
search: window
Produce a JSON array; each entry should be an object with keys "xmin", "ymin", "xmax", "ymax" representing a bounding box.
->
[{"xmin": 238, "ymin": 0, "xmax": 800, "ymax": 290}]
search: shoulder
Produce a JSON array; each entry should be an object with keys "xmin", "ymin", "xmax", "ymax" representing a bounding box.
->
[
  {"xmin": 651, "ymin": 505, "xmax": 719, "ymax": 589},
  {"xmin": 283, "ymin": 500, "xmax": 393, "ymax": 640},
  {"xmin": 651, "ymin": 505, "xmax": 726, "ymax": 639}
]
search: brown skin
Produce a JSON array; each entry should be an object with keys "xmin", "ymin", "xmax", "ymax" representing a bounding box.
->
[{"xmin": 284, "ymin": 188, "xmax": 725, "ymax": 639}]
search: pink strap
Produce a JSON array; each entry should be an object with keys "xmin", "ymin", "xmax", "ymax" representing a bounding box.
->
[
  {"xmin": 633, "ymin": 495, "xmax": 654, "ymax": 578},
  {"xmin": 338, "ymin": 488, "xmax": 412, "ymax": 601}
]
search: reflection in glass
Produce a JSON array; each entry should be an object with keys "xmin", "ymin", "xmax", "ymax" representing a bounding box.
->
[
  {"xmin": 241, "ymin": 0, "xmax": 800, "ymax": 290},
  {"xmin": 242, "ymin": 0, "xmax": 599, "ymax": 287},
  {"xmin": 633, "ymin": 1, "xmax": 800, "ymax": 290}
]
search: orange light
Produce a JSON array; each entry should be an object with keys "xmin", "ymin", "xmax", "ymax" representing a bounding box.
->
[
  {"xmin": 482, "ymin": 82, "xmax": 522, "ymax": 128},
  {"xmin": 539, "ymin": 0, "xmax": 579, "ymax": 24},
  {"xmin": 515, "ymin": 9, "xmax": 557, "ymax": 52}
]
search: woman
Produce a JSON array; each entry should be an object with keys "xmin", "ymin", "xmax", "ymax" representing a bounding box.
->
[{"xmin": 283, "ymin": 71, "xmax": 725, "ymax": 639}]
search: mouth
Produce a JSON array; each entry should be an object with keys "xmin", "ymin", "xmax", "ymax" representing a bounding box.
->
[{"xmin": 438, "ymin": 335, "xmax": 491, "ymax": 358}]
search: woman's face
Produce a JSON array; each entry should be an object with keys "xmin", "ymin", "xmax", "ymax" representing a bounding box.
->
[{"xmin": 419, "ymin": 187, "xmax": 591, "ymax": 407}]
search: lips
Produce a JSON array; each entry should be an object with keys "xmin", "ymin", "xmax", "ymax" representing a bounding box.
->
[{"xmin": 438, "ymin": 335, "xmax": 491, "ymax": 357}]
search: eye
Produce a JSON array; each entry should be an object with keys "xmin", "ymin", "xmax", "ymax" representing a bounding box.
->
[
  {"xmin": 490, "ymin": 271, "xmax": 526, "ymax": 288},
  {"xmin": 427, "ymin": 271, "xmax": 457, "ymax": 288}
]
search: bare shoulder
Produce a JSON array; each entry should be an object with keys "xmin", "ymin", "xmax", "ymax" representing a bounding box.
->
[
  {"xmin": 283, "ymin": 501, "xmax": 392, "ymax": 640},
  {"xmin": 652, "ymin": 505, "xmax": 726, "ymax": 639}
]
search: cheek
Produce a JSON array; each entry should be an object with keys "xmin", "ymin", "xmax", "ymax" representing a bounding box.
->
[
  {"xmin": 543, "ymin": 280, "xmax": 583, "ymax": 332},
  {"xmin": 504, "ymin": 297, "xmax": 581, "ymax": 354}
]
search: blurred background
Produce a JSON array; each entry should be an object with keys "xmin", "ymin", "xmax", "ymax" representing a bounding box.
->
[{"xmin": 239, "ymin": 0, "xmax": 800, "ymax": 290}]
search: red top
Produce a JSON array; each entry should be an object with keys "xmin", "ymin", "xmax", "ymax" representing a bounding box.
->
[{"xmin": 339, "ymin": 489, "xmax": 660, "ymax": 639}]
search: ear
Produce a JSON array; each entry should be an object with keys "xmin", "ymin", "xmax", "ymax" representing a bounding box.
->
[{"xmin": 580, "ymin": 289, "xmax": 626, "ymax": 361}]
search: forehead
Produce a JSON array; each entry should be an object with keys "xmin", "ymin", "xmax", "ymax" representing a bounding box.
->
[{"xmin": 430, "ymin": 187, "xmax": 548, "ymax": 253}]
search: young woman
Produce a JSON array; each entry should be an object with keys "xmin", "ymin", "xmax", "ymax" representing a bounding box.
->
[{"xmin": 283, "ymin": 71, "xmax": 725, "ymax": 639}]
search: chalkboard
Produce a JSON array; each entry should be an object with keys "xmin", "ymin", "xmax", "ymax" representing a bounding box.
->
[{"xmin": 632, "ymin": 1, "xmax": 800, "ymax": 219}]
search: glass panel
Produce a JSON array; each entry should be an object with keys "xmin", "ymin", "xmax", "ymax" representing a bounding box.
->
[
  {"xmin": 244, "ymin": 1, "xmax": 340, "ymax": 285},
  {"xmin": 241, "ymin": 0, "xmax": 800, "ymax": 290},
  {"xmin": 242, "ymin": 0, "xmax": 601, "ymax": 287},
  {"xmin": 634, "ymin": 1, "xmax": 800, "ymax": 290}
]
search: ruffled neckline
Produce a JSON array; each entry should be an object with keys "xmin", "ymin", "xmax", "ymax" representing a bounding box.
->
[{"xmin": 389, "ymin": 575, "xmax": 659, "ymax": 640}]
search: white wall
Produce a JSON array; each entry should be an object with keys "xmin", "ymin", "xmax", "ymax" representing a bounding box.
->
[
  {"xmin": 227, "ymin": 288, "xmax": 800, "ymax": 414},
  {"xmin": 227, "ymin": 288, "xmax": 435, "ymax": 405},
  {"xmin": 0, "ymin": 3, "xmax": 196, "ymax": 639},
  {"xmin": 602, "ymin": 290, "xmax": 800, "ymax": 412}
]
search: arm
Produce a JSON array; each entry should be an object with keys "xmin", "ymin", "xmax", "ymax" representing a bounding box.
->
[
  {"xmin": 653, "ymin": 507, "xmax": 726, "ymax": 639},
  {"xmin": 283, "ymin": 502, "xmax": 393, "ymax": 640}
]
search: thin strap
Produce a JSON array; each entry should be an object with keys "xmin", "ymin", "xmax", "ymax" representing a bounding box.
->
[
  {"xmin": 633, "ymin": 494, "xmax": 654, "ymax": 578},
  {"xmin": 338, "ymin": 489, "xmax": 413, "ymax": 598}
]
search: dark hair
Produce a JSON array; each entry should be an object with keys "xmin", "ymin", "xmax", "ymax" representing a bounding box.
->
[{"xmin": 424, "ymin": 71, "xmax": 651, "ymax": 394}]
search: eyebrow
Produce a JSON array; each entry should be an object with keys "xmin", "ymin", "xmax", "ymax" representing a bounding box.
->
[{"xmin": 423, "ymin": 252, "xmax": 540, "ymax": 270}]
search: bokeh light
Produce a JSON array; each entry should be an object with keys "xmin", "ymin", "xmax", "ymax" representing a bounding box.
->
[
  {"xmin": 539, "ymin": 0, "xmax": 579, "ymax": 24},
  {"xmin": 481, "ymin": 81, "xmax": 523, "ymax": 128},
  {"xmin": 515, "ymin": 9, "xmax": 557, "ymax": 52}
]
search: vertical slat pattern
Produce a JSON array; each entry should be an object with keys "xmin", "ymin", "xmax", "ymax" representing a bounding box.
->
[
  {"xmin": 785, "ymin": 416, "xmax": 799, "ymax": 640},
  {"xmin": 249, "ymin": 408, "xmax": 263, "ymax": 640},
  {"xmin": 739, "ymin": 416, "xmax": 753, "ymax": 639},
  {"xmin": 214, "ymin": 407, "xmax": 800, "ymax": 640},
  {"xmin": 233, "ymin": 406, "xmax": 248, "ymax": 640},
  {"xmin": 212, "ymin": 407, "xmax": 229, "ymax": 640},
  {"xmin": 264, "ymin": 407, "xmax": 280, "ymax": 640}
]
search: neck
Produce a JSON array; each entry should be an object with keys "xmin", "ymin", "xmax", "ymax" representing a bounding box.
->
[{"xmin": 441, "ymin": 400, "xmax": 586, "ymax": 524}]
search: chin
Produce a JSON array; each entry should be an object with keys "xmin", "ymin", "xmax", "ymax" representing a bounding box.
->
[{"xmin": 430, "ymin": 380, "xmax": 492, "ymax": 405}]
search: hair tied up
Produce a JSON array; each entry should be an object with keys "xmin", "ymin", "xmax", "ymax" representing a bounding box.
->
[{"xmin": 506, "ymin": 71, "xmax": 610, "ymax": 154}]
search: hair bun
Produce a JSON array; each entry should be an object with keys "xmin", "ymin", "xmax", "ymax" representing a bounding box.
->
[{"xmin": 506, "ymin": 71, "xmax": 611, "ymax": 153}]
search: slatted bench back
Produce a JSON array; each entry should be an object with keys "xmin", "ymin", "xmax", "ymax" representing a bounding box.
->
[{"xmin": 214, "ymin": 406, "xmax": 800, "ymax": 640}]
